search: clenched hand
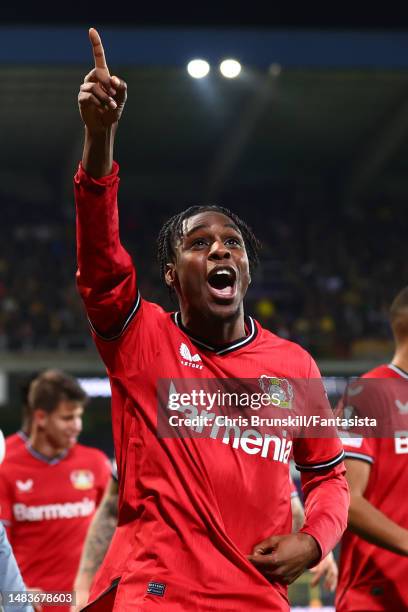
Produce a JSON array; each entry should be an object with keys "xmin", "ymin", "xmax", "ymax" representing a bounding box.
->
[{"xmin": 248, "ymin": 533, "xmax": 320, "ymax": 584}]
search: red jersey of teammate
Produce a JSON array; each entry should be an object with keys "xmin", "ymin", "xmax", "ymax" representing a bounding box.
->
[
  {"xmin": 336, "ymin": 364, "xmax": 408, "ymax": 612},
  {"xmin": 75, "ymin": 162, "xmax": 348, "ymax": 612},
  {"xmin": 5, "ymin": 430, "xmax": 28, "ymax": 455},
  {"xmin": 0, "ymin": 442, "xmax": 111, "ymax": 610}
]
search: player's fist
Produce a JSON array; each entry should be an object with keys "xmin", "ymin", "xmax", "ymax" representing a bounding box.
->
[
  {"xmin": 248, "ymin": 533, "xmax": 320, "ymax": 584},
  {"xmin": 78, "ymin": 28, "xmax": 127, "ymax": 133}
]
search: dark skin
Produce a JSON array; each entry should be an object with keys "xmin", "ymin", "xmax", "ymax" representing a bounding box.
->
[
  {"xmin": 165, "ymin": 211, "xmax": 250, "ymax": 345},
  {"xmin": 78, "ymin": 27, "xmax": 320, "ymax": 584},
  {"xmin": 345, "ymin": 456, "xmax": 408, "ymax": 555}
]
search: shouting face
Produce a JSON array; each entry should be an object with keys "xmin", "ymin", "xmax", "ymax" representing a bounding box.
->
[{"xmin": 165, "ymin": 211, "xmax": 251, "ymax": 324}]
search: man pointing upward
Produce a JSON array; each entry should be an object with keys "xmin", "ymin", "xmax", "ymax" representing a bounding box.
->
[{"xmin": 75, "ymin": 28, "xmax": 349, "ymax": 611}]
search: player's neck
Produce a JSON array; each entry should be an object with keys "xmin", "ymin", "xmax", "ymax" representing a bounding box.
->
[
  {"xmin": 392, "ymin": 345, "xmax": 408, "ymax": 374},
  {"xmin": 179, "ymin": 308, "xmax": 246, "ymax": 346},
  {"xmin": 29, "ymin": 432, "xmax": 67, "ymax": 459}
]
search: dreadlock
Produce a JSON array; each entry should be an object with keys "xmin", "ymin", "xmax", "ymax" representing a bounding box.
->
[{"xmin": 157, "ymin": 205, "xmax": 261, "ymax": 289}]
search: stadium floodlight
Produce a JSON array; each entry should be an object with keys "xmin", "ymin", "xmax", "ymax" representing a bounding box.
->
[
  {"xmin": 187, "ymin": 59, "xmax": 210, "ymax": 79},
  {"xmin": 269, "ymin": 63, "xmax": 282, "ymax": 77},
  {"xmin": 219, "ymin": 59, "xmax": 241, "ymax": 79}
]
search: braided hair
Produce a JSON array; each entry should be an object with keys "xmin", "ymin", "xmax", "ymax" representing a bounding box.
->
[{"xmin": 157, "ymin": 205, "xmax": 261, "ymax": 290}]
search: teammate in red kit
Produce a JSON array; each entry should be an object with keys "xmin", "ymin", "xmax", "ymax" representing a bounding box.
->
[
  {"xmin": 336, "ymin": 286, "xmax": 408, "ymax": 612},
  {"xmin": 5, "ymin": 430, "xmax": 28, "ymax": 455},
  {"xmin": 75, "ymin": 28, "xmax": 349, "ymax": 611},
  {"xmin": 0, "ymin": 370, "xmax": 111, "ymax": 612}
]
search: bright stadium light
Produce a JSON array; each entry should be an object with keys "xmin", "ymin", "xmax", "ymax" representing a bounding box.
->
[
  {"xmin": 187, "ymin": 59, "xmax": 210, "ymax": 79},
  {"xmin": 219, "ymin": 59, "xmax": 241, "ymax": 79},
  {"xmin": 269, "ymin": 63, "xmax": 282, "ymax": 77}
]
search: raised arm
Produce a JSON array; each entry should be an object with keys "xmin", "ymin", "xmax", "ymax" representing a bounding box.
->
[
  {"xmin": 78, "ymin": 28, "xmax": 126, "ymax": 178},
  {"xmin": 75, "ymin": 29, "xmax": 138, "ymax": 340}
]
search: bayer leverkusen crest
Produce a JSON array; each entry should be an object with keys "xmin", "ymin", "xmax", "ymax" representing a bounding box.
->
[
  {"xmin": 259, "ymin": 375, "xmax": 294, "ymax": 409},
  {"xmin": 70, "ymin": 470, "xmax": 95, "ymax": 490}
]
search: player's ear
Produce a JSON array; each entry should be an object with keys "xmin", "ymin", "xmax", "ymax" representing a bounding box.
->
[
  {"xmin": 33, "ymin": 409, "xmax": 47, "ymax": 428},
  {"xmin": 165, "ymin": 263, "xmax": 177, "ymax": 288}
]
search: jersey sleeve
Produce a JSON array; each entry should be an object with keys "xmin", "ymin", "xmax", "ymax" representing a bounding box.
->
[
  {"xmin": 292, "ymin": 356, "xmax": 349, "ymax": 559},
  {"xmin": 340, "ymin": 436, "xmax": 376, "ymax": 464},
  {"xmin": 74, "ymin": 161, "xmax": 139, "ymax": 340},
  {"xmin": 292, "ymin": 357, "xmax": 345, "ymax": 472}
]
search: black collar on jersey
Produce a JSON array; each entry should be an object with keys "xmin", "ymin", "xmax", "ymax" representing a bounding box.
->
[
  {"xmin": 171, "ymin": 312, "xmax": 258, "ymax": 356},
  {"xmin": 388, "ymin": 363, "xmax": 408, "ymax": 379},
  {"xmin": 26, "ymin": 443, "xmax": 69, "ymax": 465}
]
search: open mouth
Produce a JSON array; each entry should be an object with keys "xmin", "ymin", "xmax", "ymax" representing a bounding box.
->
[{"xmin": 207, "ymin": 266, "xmax": 237, "ymax": 300}]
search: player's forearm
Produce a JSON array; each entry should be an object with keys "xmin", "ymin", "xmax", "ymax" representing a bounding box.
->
[
  {"xmin": 291, "ymin": 495, "xmax": 305, "ymax": 533},
  {"xmin": 75, "ymin": 151, "xmax": 137, "ymax": 336},
  {"xmin": 75, "ymin": 492, "xmax": 118, "ymax": 591},
  {"xmin": 348, "ymin": 494, "xmax": 408, "ymax": 555},
  {"xmin": 82, "ymin": 125, "xmax": 117, "ymax": 179},
  {"xmin": 300, "ymin": 464, "xmax": 349, "ymax": 559}
]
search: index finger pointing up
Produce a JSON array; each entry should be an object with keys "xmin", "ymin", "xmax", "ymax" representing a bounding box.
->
[{"xmin": 89, "ymin": 27, "xmax": 109, "ymax": 73}]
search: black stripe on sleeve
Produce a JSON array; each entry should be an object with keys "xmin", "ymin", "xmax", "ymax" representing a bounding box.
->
[
  {"xmin": 88, "ymin": 291, "xmax": 141, "ymax": 341},
  {"xmin": 295, "ymin": 449, "xmax": 345, "ymax": 472}
]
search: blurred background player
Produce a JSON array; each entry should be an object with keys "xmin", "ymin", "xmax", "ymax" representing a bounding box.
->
[
  {"xmin": 0, "ymin": 370, "xmax": 111, "ymax": 612},
  {"xmin": 336, "ymin": 286, "xmax": 408, "ymax": 611}
]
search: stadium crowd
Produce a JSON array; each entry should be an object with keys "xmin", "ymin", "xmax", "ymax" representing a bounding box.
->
[{"xmin": 0, "ymin": 188, "xmax": 403, "ymax": 357}]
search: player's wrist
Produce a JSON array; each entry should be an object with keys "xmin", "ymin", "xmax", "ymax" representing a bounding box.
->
[
  {"xmin": 73, "ymin": 573, "xmax": 93, "ymax": 592},
  {"xmin": 297, "ymin": 532, "xmax": 321, "ymax": 567},
  {"xmin": 401, "ymin": 532, "xmax": 408, "ymax": 556},
  {"xmin": 84, "ymin": 123, "xmax": 117, "ymax": 139}
]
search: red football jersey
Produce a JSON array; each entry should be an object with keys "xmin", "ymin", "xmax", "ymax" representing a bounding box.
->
[
  {"xmin": 89, "ymin": 479, "xmax": 301, "ymax": 610},
  {"xmin": 337, "ymin": 364, "xmax": 408, "ymax": 612},
  {"xmin": 0, "ymin": 443, "xmax": 111, "ymax": 611},
  {"xmin": 75, "ymin": 162, "xmax": 348, "ymax": 612},
  {"xmin": 5, "ymin": 430, "xmax": 28, "ymax": 455}
]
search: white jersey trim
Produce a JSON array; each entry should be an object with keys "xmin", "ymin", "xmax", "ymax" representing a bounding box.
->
[
  {"xmin": 344, "ymin": 451, "xmax": 374, "ymax": 464},
  {"xmin": 89, "ymin": 291, "xmax": 141, "ymax": 341},
  {"xmin": 295, "ymin": 449, "xmax": 345, "ymax": 472},
  {"xmin": 27, "ymin": 444, "xmax": 68, "ymax": 465},
  {"xmin": 388, "ymin": 363, "xmax": 408, "ymax": 379},
  {"xmin": 173, "ymin": 312, "xmax": 257, "ymax": 355}
]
